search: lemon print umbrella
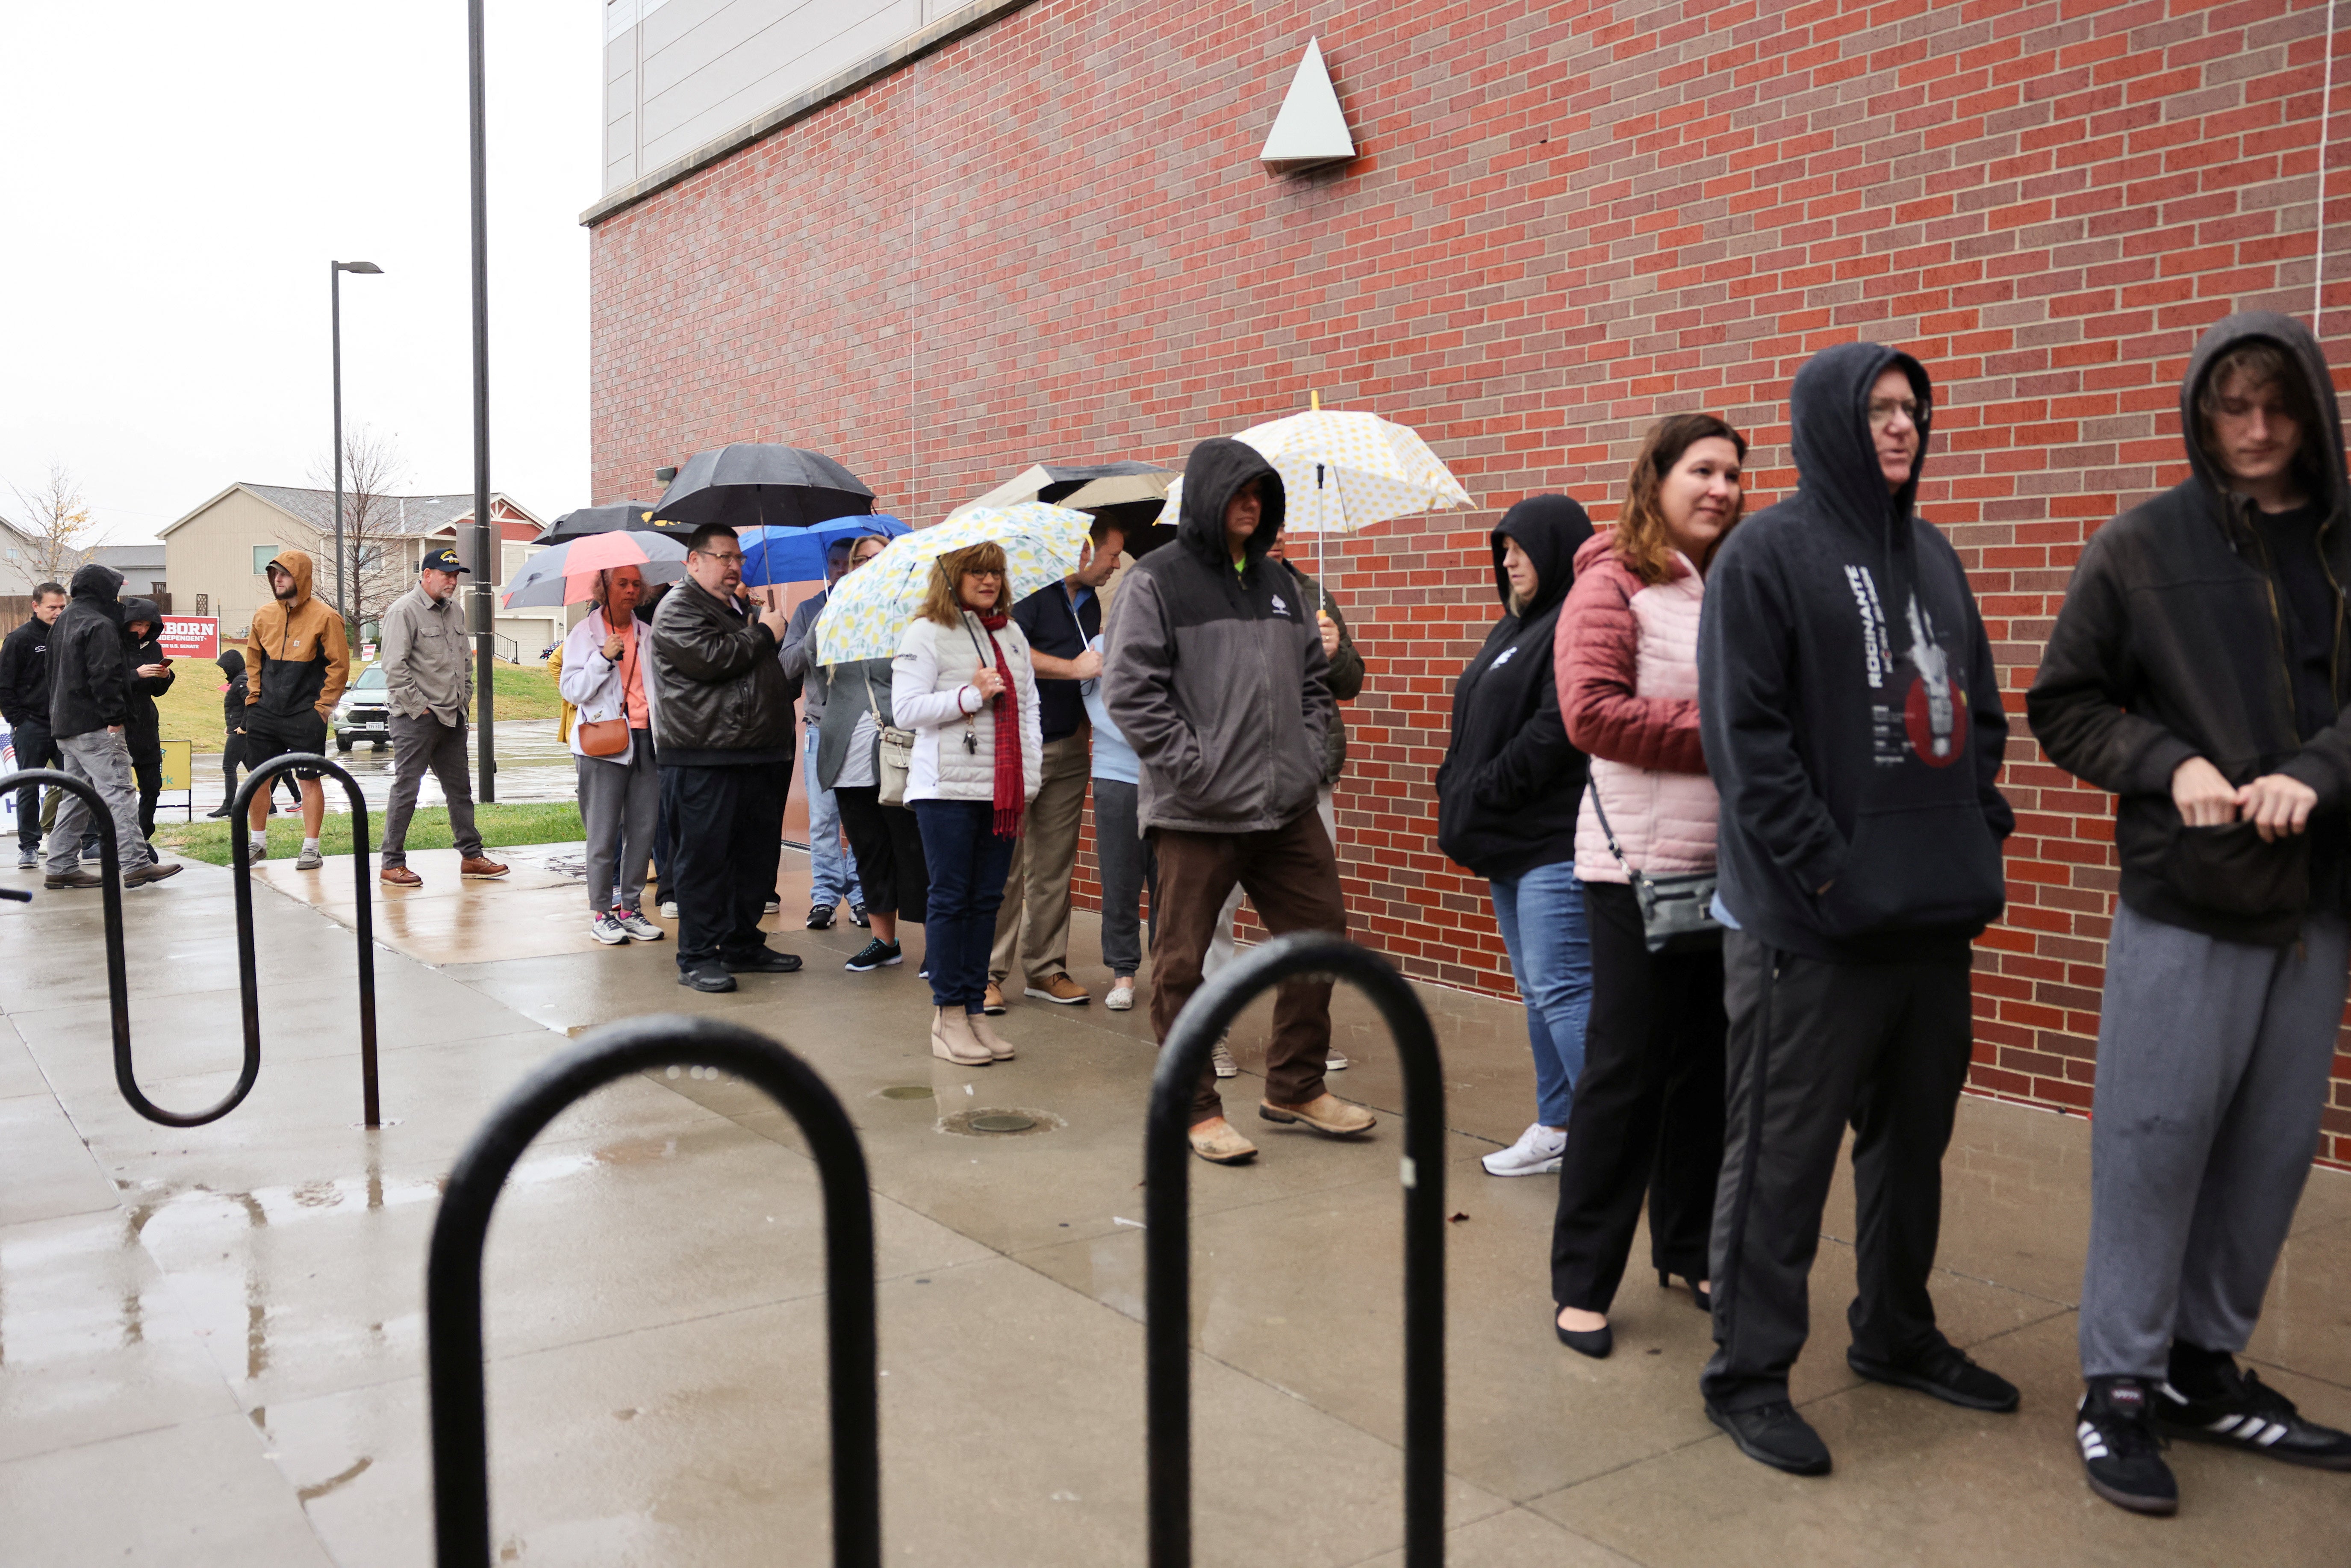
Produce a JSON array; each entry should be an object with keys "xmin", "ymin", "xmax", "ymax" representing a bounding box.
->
[{"xmin": 814, "ymin": 502, "xmax": 1092, "ymax": 666}]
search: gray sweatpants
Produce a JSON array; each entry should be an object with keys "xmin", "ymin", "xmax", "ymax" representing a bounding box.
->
[
  {"xmin": 45, "ymin": 729, "xmax": 143, "ymax": 877},
  {"xmin": 578, "ymin": 731, "xmax": 658, "ymax": 913},
  {"xmin": 2079, "ymin": 900, "xmax": 2348, "ymax": 1379},
  {"xmin": 381, "ymin": 712, "xmax": 480, "ymax": 868}
]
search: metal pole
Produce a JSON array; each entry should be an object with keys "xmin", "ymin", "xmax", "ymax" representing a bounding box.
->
[
  {"xmin": 467, "ymin": 0, "xmax": 496, "ymax": 803},
  {"xmin": 332, "ymin": 261, "xmax": 345, "ymax": 629}
]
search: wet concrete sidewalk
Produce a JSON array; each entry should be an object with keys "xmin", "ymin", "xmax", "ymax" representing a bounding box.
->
[{"xmin": 1, "ymin": 849, "xmax": 2345, "ymax": 1565}]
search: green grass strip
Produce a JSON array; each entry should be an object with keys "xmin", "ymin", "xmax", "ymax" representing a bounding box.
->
[{"xmin": 157, "ymin": 802, "xmax": 583, "ymax": 866}]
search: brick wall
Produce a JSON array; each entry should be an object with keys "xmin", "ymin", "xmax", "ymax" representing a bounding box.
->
[{"xmin": 589, "ymin": 0, "xmax": 2351, "ymax": 1164}]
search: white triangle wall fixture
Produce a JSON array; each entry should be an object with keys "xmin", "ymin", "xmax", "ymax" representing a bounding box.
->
[{"xmin": 1259, "ymin": 38, "xmax": 1356, "ymax": 174}]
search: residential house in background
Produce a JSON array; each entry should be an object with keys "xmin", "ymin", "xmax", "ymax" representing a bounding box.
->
[{"xmin": 159, "ymin": 483, "xmax": 561, "ymax": 659}]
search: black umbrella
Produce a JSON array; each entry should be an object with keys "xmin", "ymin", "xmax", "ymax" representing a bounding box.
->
[
  {"xmin": 536, "ymin": 501, "xmax": 687, "ymax": 546},
  {"xmin": 651, "ymin": 444, "xmax": 875, "ymax": 532},
  {"xmin": 968, "ymin": 459, "xmax": 1176, "ymax": 553}
]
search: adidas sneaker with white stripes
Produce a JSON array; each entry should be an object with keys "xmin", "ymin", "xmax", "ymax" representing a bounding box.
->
[
  {"xmin": 2155, "ymin": 1364, "xmax": 2351, "ymax": 1471},
  {"xmin": 2076, "ymin": 1378, "xmax": 2177, "ymax": 1516}
]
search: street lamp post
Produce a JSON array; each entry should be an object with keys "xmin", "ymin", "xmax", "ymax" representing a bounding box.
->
[
  {"xmin": 467, "ymin": 0, "xmax": 496, "ymax": 804},
  {"xmin": 330, "ymin": 260, "xmax": 384, "ymax": 638}
]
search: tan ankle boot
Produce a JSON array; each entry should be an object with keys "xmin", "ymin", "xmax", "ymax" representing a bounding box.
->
[
  {"xmin": 933, "ymin": 1008, "xmax": 992, "ymax": 1066},
  {"xmin": 967, "ymin": 1013, "xmax": 1015, "ymax": 1061}
]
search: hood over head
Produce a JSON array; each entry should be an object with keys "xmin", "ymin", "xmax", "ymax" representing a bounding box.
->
[
  {"xmin": 68, "ymin": 563, "xmax": 126, "ymax": 623},
  {"xmin": 121, "ymin": 597, "xmax": 162, "ymax": 638},
  {"xmin": 1177, "ymin": 438, "xmax": 1285, "ymax": 566},
  {"xmin": 216, "ymin": 647, "xmax": 245, "ymax": 678},
  {"xmin": 265, "ymin": 548, "xmax": 315, "ymax": 608},
  {"xmin": 1790, "ymin": 340, "xmax": 1934, "ymax": 535},
  {"xmin": 2178, "ymin": 310, "xmax": 2346, "ymax": 522},
  {"xmin": 1490, "ymin": 494, "xmax": 1594, "ymax": 619}
]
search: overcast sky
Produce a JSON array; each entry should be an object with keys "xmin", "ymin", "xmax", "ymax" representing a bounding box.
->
[{"xmin": 0, "ymin": 2, "xmax": 599, "ymax": 545}]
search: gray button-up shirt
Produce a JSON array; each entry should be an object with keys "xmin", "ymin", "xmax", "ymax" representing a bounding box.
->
[{"xmin": 377, "ymin": 584, "xmax": 473, "ymax": 725}]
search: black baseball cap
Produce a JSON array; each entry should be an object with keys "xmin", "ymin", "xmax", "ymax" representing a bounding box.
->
[{"xmin": 421, "ymin": 548, "xmax": 472, "ymax": 574}]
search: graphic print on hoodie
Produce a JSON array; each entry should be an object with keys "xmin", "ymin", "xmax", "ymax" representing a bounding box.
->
[{"xmin": 1698, "ymin": 342, "xmax": 2012, "ymax": 962}]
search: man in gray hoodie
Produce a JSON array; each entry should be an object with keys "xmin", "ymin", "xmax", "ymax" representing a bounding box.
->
[{"xmin": 1103, "ymin": 437, "xmax": 1375, "ymax": 1165}]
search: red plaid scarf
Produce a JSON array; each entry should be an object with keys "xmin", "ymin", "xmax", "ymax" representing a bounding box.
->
[{"xmin": 969, "ymin": 607, "xmax": 1025, "ymax": 838}]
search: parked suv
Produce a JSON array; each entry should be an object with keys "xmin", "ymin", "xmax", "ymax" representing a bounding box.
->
[{"xmin": 332, "ymin": 663, "xmax": 392, "ymax": 751}]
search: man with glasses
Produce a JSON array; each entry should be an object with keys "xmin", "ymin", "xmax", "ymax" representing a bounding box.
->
[
  {"xmin": 648, "ymin": 523, "xmax": 803, "ymax": 991},
  {"xmin": 1695, "ymin": 343, "xmax": 2017, "ymax": 1476}
]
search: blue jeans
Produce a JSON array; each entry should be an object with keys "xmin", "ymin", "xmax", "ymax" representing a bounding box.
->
[
  {"xmin": 804, "ymin": 725, "xmax": 860, "ymax": 909},
  {"xmin": 913, "ymin": 799, "xmax": 1018, "ymax": 1012},
  {"xmin": 1491, "ymin": 861, "xmax": 1594, "ymax": 1127}
]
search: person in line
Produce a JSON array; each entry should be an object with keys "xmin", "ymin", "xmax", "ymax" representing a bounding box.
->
[
  {"xmin": 375, "ymin": 548, "xmax": 508, "ymax": 888},
  {"xmin": 1104, "ymin": 439, "xmax": 1373, "ymax": 1164},
  {"xmin": 651, "ymin": 524, "xmax": 803, "ymax": 992},
  {"xmin": 1696, "ymin": 342, "xmax": 2017, "ymax": 1474},
  {"xmin": 1436, "ymin": 495, "xmax": 1595, "ymax": 1177},
  {"xmin": 210, "ymin": 648, "xmax": 303, "ymax": 821},
  {"xmin": 986, "ymin": 519, "xmax": 1127, "ymax": 1011},
  {"xmin": 1547, "ymin": 417, "xmax": 1745, "ymax": 1356},
  {"xmin": 1196, "ymin": 518, "xmax": 1366, "ymax": 1076},
  {"xmin": 815, "ymin": 531, "xmax": 930, "ymax": 973},
  {"xmin": 41, "ymin": 564, "xmax": 179, "ymax": 888},
  {"xmin": 119, "ymin": 597, "xmax": 174, "ymax": 865},
  {"xmin": 560, "ymin": 563, "xmax": 664, "ymax": 947},
  {"xmin": 779, "ymin": 536, "xmax": 864, "ymax": 931},
  {"xmin": 241, "ymin": 551, "xmax": 349, "ymax": 871},
  {"xmin": 2029, "ymin": 313, "xmax": 2351, "ymax": 1514},
  {"xmin": 1, "ymin": 581, "xmax": 67, "ymax": 869},
  {"xmin": 894, "ymin": 542, "xmax": 1040, "ymax": 1063},
  {"xmin": 1083, "ymin": 623, "xmax": 1149, "ymax": 1012}
]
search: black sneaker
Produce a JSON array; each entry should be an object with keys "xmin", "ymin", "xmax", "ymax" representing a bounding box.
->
[
  {"xmin": 844, "ymin": 938, "xmax": 902, "ymax": 973},
  {"xmin": 1705, "ymin": 1400, "xmax": 1831, "ymax": 1476},
  {"xmin": 2077, "ymin": 1378, "xmax": 2177, "ymax": 1515},
  {"xmin": 722, "ymin": 946, "xmax": 804, "ymax": 974},
  {"xmin": 806, "ymin": 904, "xmax": 836, "ymax": 930},
  {"xmin": 2156, "ymin": 1362, "xmax": 2351, "ymax": 1471},
  {"xmin": 1848, "ymin": 1341, "xmax": 2020, "ymax": 1412},
  {"xmin": 678, "ymin": 963, "xmax": 738, "ymax": 993},
  {"xmin": 848, "ymin": 904, "xmax": 871, "ymax": 928}
]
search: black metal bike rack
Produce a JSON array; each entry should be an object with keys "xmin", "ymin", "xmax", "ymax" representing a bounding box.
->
[
  {"xmin": 425, "ymin": 1014, "xmax": 881, "ymax": 1568},
  {"xmin": 230, "ymin": 753, "xmax": 381, "ymax": 1126},
  {"xmin": 1146, "ymin": 931, "xmax": 1449, "ymax": 1568},
  {"xmin": 9, "ymin": 766, "xmax": 259, "ymax": 1126}
]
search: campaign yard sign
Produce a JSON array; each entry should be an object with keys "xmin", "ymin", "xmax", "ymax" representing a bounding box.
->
[{"xmin": 160, "ymin": 616, "xmax": 219, "ymax": 661}]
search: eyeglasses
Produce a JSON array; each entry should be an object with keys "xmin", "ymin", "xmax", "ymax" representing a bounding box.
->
[
  {"xmin": 1868, "ymin": 398, "xmax": 1927, "ymax": 429},
  {"xmin": 695, "ymin": 550, "xmax": 746, "ymax": 566},
  {"xmin": 963, "ymin": 567, "xmax": 1005, "ymax": 580}
]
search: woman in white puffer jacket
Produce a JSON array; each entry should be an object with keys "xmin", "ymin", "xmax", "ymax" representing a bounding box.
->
[
  {"xmin": 1548, "ymin": 413, "xmax": 1748, "ymax": 1360},
  {"xmin": 893, "ymin": 541, "xmax": 1041, "ymax": 1065}
]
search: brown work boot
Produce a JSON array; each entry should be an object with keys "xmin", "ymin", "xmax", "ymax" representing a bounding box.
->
[
  {"xmin": 932, "ymin": 1008, "xmax": 992, "ymax": 1066},
  {"xmin": 1259, "ymin": 1093, "xmax": 1376, "ymax": 1137},
  {"xmin": 379, "ymin": 865, "xmax": 424, "ymax": 888},
  {"xmin": 44, "ymin": 868, "xmax": 103, "ymax": 890},
  {"xmin": 123, "ymin": 861, "xmax": 182, "ymax": 887},
  {"xmin": 968, "ymin": 1013, "xmax": 1016, "ymax": 1061},
  {"xmin": 1187, "ymin": 1117, "xmax": 1258, "ymax": 1164},
  {"xmin": 1025, "ymin": 974, "xmax": 1090, "ymax": 1005},
  {"xmin": 459, "ymin": 855, "xmax": 510, "ymax": 879},
  {"xmin": 982, "ymin": 981, "xmax": 1008, "ymax": 1014}
]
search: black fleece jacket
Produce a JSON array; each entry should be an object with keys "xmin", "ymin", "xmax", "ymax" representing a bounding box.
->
[
  {"xmin": 1436, "ymin": 495, "xmax": 1596, "ymax": 879},
  {"xmin": 2028, "ymin": 311, "xmax": 2351, "ymax": 945},
  {"xmin": 120, "ymin": 596, "xmax": 174, "ymax": 759},
  {"xmin": 46, "ymin": 563, "xmax": 134, "ymax": 743},
  {"xmin": 0, "ymin": 615, "xmax": 56, "ymax": 728},
  {"xmin": 1698, "ymin": 342, "xmax": 2012, "ymax": 961}
]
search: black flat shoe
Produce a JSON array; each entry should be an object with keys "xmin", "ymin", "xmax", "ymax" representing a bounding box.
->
[
  {"xmin": 205, "ymin": 801, "xmax": 234, "ymax": 819},
  {"xmin": 723, "ymin": 947, "xmax": 804, "ymax": 974},
  {"xmin": 1554, "ymin": 1313, "xmax": 1612, "ymax": 1359},
  {"xmin": 678, "ymin": 964, "xmax": 737, "ymax": 993},
  {"xmin": 1848, "ymin": 1343, "xmax": 2019, "ymax": 1412},
  {"xmin": 1707, "ymin": 1399, "xmax": 1832, "ymax": 1475},
  {"xmin": 1661, "ymin": 1270, "xmax": 1711, "ymax": 1312}
]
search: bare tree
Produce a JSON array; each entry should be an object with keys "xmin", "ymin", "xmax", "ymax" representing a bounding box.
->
[
  {"xmin": 280, "ymin": 424, "xmax": 414, "ymax": 638},
  {"xmin": 9, "ymin": 463, "xmax": 98, "ymax": 585}
]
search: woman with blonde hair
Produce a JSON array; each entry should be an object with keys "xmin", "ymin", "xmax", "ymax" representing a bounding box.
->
[
  {"xmin": 1549, "ymin": 412, "xmax": 1747, "ymax": 1357},
  {"xmin": 893, "ymin": 541, "xmax": 1042, "ymax": 1064},
  {"xmin": 558, "ymin": 563, "xmax": 663, "ymax": 946}
]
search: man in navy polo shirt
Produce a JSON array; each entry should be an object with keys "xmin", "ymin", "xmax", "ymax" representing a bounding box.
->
[{"xmin": 986, "ymin": 518, "xmax": 1126, "ymax": 1011}]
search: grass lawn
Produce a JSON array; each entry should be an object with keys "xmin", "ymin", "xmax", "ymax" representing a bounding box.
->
[
  {"xmin": 157, "ymin": 801, "xmax": 583, "ymax": 865},
  {"xmin": 144, "ymin": 658, "xmax": 563, "ymax": 749}
]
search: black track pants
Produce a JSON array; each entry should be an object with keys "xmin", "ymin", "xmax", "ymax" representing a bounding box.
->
[{"xmin": 1700, "ymin": 929, "xmax": 1973, "ymax": 1412}]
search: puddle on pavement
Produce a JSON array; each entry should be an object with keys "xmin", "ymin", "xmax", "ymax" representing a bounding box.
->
[
  {"xmin": 938, "ymin": 1107, "xmax": 1063, "ymax": 1138},
  {"xmin": 876, "ymin": 1085, "xmax": 934, "ymax": 1101}
]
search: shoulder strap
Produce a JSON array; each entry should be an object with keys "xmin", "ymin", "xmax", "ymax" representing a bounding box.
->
[{"xmin": 1584, "ymin": 779, "xmax": 1631, "ymax": 868}]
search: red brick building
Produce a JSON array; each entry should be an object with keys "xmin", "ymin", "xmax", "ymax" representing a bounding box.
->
[{"xmin": 586, "ymin": 0, "xmax": 2350, "ymax": 1163}]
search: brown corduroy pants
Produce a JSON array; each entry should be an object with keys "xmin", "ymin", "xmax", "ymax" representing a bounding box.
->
[{"xmin": 1149, "ymin": 807, "xmax": 1348, "ymax": 1120}]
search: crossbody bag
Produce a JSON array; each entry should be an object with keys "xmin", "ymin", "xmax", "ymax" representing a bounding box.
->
[
  {"xmin": 1587, "ymin": 781, "xmax": 1723, "ymax": 955},
  {"xmin": 861, "ymin": 668, "xmax": 916, "ymax": 808},
  {"xmin": 576, "ymin": 622, "xmax": 633, "ymax": 757}
]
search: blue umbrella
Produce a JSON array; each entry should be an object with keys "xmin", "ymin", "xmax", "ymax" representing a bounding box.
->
[{"xmin": 740, "ymin": 515, "xmax": 909, "ymax": 588}]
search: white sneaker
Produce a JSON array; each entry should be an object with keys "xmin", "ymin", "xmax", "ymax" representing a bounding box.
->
[
  {"xmin": 1326, "ymin": 1048, "xmax": 1351, "ymax": 1070},
  {"xmin": 613, "ymin": 908, "xmax": 664, "ymax": 942},
  {"xmin": 659, "ymin": 900, "xmax": 679, "ymax": 919},
  {"xmin": 590, "ymin": 911, "xmax": 629, "ymax": 946},
  {"xmin": 295, "ymin": 846, "xmax": 324, "ymax": 871},
  {"xmin": 1105, "ymin": 978, "xmax": 1135, "ymax": 1011},
  {"xmin": 1211, "ymin": 1036, "xmax": 1238, "ymax": 1078},
  {"xmin": 1482, "ymin": 1123, "xmax": 1567, "ymax": 1176}
]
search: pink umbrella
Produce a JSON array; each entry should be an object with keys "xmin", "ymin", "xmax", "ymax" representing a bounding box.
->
[{"xmin": 498, "ymin": 530, "xmax": 689, "ymax": 608}]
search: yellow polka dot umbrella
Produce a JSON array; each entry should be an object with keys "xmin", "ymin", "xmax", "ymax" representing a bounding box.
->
[{"xmin": 814, "ymin": 502, "xmax": 1093, "ymax": 666}]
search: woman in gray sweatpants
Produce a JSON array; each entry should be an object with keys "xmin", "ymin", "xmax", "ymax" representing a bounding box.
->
[{"xmin": 560, "ymin": 569, "xmax": 664, "ymax": 944}]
